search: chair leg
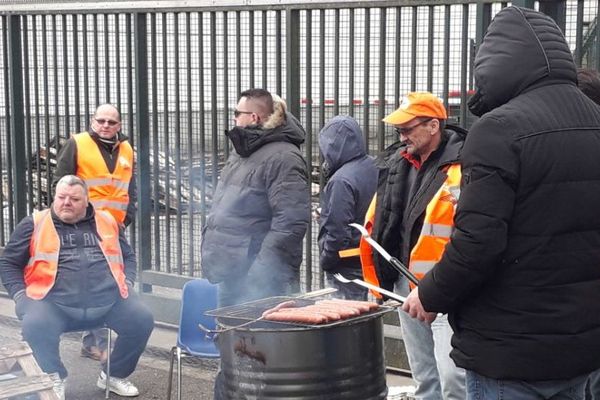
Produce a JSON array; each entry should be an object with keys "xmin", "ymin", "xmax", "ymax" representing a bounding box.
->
[
  {"xmin": 176, "ymin": 347, "xmax": 183, "ymax": 400},
  {"xmin": 166, "ymin": 346, "xmax": 177, "ymax": 400},
  {"xmin": 105, "ymin": 327, "xmax": 111, "ymax": 399}
]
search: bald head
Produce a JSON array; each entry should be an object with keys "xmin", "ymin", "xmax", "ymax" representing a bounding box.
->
[{"xmin": 91, "ymin": 103, "xmax": 121, "ymax": 139}]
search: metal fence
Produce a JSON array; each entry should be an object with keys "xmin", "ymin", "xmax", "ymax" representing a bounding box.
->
[{"xmin": 0, "ymin": 0, "xmax": 599, "ymax": 294}]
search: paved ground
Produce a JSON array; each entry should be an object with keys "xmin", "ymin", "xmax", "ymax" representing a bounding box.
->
[{"xmin": 0, "ymin": 295, "xmax": 414, "ymax": 399}]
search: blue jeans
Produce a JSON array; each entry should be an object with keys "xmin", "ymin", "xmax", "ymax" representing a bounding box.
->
[
  {"xmin": 396, "ymin": 278, "xmax": 465, "ymax": 400},
  {"xmin": 20, "ymin": 292, "xmax": 154, "ymax": 379},
  {"xmin": 467, "ymin": 370, "xmax": 588, "ymax": 400}
]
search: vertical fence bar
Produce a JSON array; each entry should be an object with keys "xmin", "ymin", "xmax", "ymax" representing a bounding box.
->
[
  {"xmin": 377, "ymin": 7, "xmax": 386, "ymax": 152},
  {"xmin": 286, "ymin": 8, "xmax": 300, "ymax": 118},
  {"xmin": 460, "ymin": 4, "xmax": 469, "ymax": 127},
  {"xmin": 72, "ymin": 15, "xmax": 81, "ymax": 132},
  {"xmin": 235, "ymin": 11, "xmax": 241, "ymax": 96},
  {"xmin": 33, "ymin": 16, "xmax": 42, "ymax": 208},
  {"xmin": 115, "ymin": 15, "xmax": 122, "ymax": 110},
  {"xmin": 574, "ymin": 0, "xmax": 584, "ymax": 66},
  {"xmin": 134, "ymin": 12, "xmax": 151, "ymax": 280},
  {"xmin": 62, "ymin": 15, "xmax": 70, "ymax": 138},
  {"xmin": 442, "ymin": 5, "xmax": 451, "ymax": 110},
  {"xmin": 363, "ymin": 8, "xmax": 370, "ymax": 148},
  {"xmin": 305, "ymin": 10, "xmax": 313, "ymax": 292},
  {"xmin": 276, "ymin": 11, "xmax": 282, "ymax": 95},
  {"xmin": 52, "ymin": 15, "xmax": 59, "ymax": 145},
  {"xmin": 210, "ymin": 12, "xmax": 218, "ymax": 191},
  {"xmin": 22, "ymin": 16, "xmax": 34, "ymax": 212},
  {"xmin": 162, "ymin": 12, "xmax": 171, "ymax": 271},
  {"xmin": 249, "ymin": 11, "xmax": 255, "ymax": 88},
  {"xmin": 198, "ymin": 12, "xmax": 207, "ymax": 228},
  {"xmin": 1, "ymin": 17, "xmax": 9, "ymax": 236},
  {"xmin": 150, "ymin": 13, "xmax": 161, "ymax": 271},
  {"xmin": 173, "ymin": 13, "xmax": 183, "ymax": 275},
  {"xmin": 223, "ymin": 12, "xmax": 230, "ymax": 160},
  {"xmin": 82, "ymin": 15, "xmax": 90, "ymax": 120},
  {"xmin": 42, "ymin": 16, "xmax": 51, "ymax": 207},
  {"xmin": 104, "ymin": 14, "xmax": 110, "ymax": 102},
  {"xmin": 426, "ymin": 6, "xmax": 434, "ymax": 92},
  {"xmin": 394, "ymin": 7, "xmax": 401, "ymax": 109},
  {"xmin": 8, "ymin": 15, "xmax": 26, "ymax": 222},
  {"xmin": 319, "ymin": 8, "xmax": 325, "ymax": 132},
  {"xmin": 348, "ymin": 8, "xmax": 355, "ymax": 117},
  {"xmin": 333, "ymin": 9, "xmax": 339, "ymax": 116},
  {"xmin": 410, "ymin": 7, "xmax": 417, "ymax": 91},
  {"xmin": 262, "ymin": 10, "xmax": 268, "ymax": 88},
  {"xmin": 93, "ymin": 14, "xmax": 99, "ymax": 106},
  {"xmin": 185, "ymin": 12, "xmax": 194, "ymax": 275}
]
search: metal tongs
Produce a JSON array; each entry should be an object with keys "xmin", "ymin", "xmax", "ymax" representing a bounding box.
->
[
  {"xmin": 349, "ymin": 223, "xmax": 419, "ymax": 286},
  {"xmin": 332, "ymin": 273, "xmax": 406, "ymax": 304}
]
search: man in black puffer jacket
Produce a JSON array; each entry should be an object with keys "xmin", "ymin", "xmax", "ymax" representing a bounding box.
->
[
  {"xmin": 201, "ymin": 89, "xmax": 310, "ymax": 307},
  {"xmin": 402, "ymin": 6, "xmax": 600, "ymax": 399}
]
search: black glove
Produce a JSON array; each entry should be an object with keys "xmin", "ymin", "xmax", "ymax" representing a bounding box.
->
[{"xmin": 13, "ymin": 290, "xmax": 36, "ymax": 320}]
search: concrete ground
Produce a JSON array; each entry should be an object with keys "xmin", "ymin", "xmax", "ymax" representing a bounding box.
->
[{"xmin": 0, "ymin": 295, "xmax": 414, "ymax": 399}]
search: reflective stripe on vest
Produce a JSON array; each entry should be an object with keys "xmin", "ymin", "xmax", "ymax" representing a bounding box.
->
[
  {"xmin": 408, "ymin": 163, "xmax": 461, "ymax": 289},
  {"xmin": 338, "ymin": 248, "xmax": 361, "ymax": 258},
  {"xmin": 24, "ymin": 209, "xmax": 129, "ymax": 300},
  {"xmin": 73, "ymin": 132, "xmax": 133, "ymax": 224},
  {"xmin": 359, "ymin": 194, "xmax": 382, "ymax": 299}
]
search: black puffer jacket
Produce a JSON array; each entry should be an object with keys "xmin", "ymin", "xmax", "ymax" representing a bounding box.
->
[
  {"xmin": 419, "ymin": 6, "xmax": 600, "ymax": 381},
  {"xmin": 201, "ymin": 107, "xmax": 310, "ymax": 285}
]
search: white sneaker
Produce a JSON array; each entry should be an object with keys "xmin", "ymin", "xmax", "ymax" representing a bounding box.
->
[
  {"xmin": 53, "ymin": 377, "xmax": 66, "ymax": 400},
  {"xmin": 97, "ymin": 371, "xmax": 139, "ymax": 397}
]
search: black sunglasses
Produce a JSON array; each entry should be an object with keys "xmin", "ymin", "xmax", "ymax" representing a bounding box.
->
[
  {"xmin": 94, "ymin": 118, "xmax": 120, "ymax": 127},
  {"xmin": 395, "ymin": 118, "xmax": 433, "ymax": 135},
  {"xmin": 234, "ymin": 109, "xmax": 254, "ymax": 118}
]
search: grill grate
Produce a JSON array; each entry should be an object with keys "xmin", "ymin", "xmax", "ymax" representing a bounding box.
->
[{"xmin": 205, "ymin": 296, "xmax": 392, "ymax": 329}]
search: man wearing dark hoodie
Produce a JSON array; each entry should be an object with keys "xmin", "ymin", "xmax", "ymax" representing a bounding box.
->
[
  {"xmin": 54, "ymin": 103, "xmax": 137, "ymax": 363},
  {"xmin": 0, "ymin": 175, "xmax": 153, "ymax": 399},
  {"xmin": 201, "ymin": 88, "xmax": 310, "ymax": 307},
  {"xmin": 317, "ymin": 115, "xmax": 377, "ymax": 300},
  {"xmin": 403, "ymin": 6, "xmax": 600, "ymax": 399}
]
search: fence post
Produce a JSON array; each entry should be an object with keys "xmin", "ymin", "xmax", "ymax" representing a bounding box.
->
[
  {"xmin": 285, "ymin": 8, "xmax": 300, "ymax": 119},
  {"xmin": 134, "ymin": 12, "xmax": 152, "ymax": 291},
  {"xmin": 7, "ymin": 15, "xmax": 26, "ymax": 223},
  {"xmin": 539, "ymin": 0, "xmax": 566, "ymax": 33}
]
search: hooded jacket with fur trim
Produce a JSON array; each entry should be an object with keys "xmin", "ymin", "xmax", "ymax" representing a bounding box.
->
[{"xmin": 201, "ymin": 97, "xmax": 310, "ymax": 289}]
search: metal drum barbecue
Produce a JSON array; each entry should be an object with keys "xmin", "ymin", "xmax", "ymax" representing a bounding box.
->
[{"xmin": 207, "ymin": 296, "xmax": 393, "ymax": 399}]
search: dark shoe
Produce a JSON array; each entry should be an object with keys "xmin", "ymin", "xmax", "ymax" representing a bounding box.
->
[{"xmin": 80, "ymin": 346, "xmax": 107, "ymax": 362}]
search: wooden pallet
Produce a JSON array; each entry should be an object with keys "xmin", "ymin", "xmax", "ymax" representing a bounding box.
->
[{"xmin": 0, "ymin": 341, "xmax": 58, "ymax": 400}]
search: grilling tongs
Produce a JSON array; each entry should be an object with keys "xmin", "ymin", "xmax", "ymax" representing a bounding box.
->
[{"xmin": 349, "ymin": 223, "xmax": 419, "ymax": 286}]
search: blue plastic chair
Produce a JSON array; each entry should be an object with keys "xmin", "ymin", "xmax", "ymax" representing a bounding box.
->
[{"xmin": 166, "ymin": 279, "xmax": 220, "ymax": 400}]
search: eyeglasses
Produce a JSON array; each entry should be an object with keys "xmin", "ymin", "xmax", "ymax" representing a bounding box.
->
[
  {"xmin": 94, "ymin": 118, "xmax": 120, "ymax": 127},
  {"xmin": 234, "ymin": 109, "xmax": 254, "ymax": 118},
  {"xmin": 395, "ymin": 118, "xmax": 433, "ymax": 136}
]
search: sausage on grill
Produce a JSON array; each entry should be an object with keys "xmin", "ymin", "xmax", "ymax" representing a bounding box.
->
[
  {"xmin": 261, "ymin": 300, "xmax": 298, "ymax": 318},
  {"xmin": 264, "ymin": 309, "xmax": 328, "ymax": 324}
]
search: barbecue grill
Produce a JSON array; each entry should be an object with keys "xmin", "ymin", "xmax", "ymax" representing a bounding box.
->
[{"xmin": 208, "ymin": 295, "xmax": 393, "ymax": 399}]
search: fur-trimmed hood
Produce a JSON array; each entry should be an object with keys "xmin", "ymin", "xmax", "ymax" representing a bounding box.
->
[{"xmin": 226, "ymin": 95, "xmax": 306, "ymax": 157}]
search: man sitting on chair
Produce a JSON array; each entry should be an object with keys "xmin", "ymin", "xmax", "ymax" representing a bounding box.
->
[{"xmin": 0, "ymin": 175, "xmax": 154, "ymax": 399}]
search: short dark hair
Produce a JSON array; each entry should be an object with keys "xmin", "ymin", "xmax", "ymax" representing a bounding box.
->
[
  {"xmin": 239, "ymin": 88, "xmax": 274, "ymax": 119},
  {"xmin": 577, "ymin": 68, "xmax": 600, "ymax": 106}
]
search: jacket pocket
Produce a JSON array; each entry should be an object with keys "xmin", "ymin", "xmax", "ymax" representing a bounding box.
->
[{"xmin": 200, "ymin": 227, "xmax": 253, "ymax": 284}]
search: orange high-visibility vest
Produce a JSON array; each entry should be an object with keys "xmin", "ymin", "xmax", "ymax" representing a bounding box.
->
[
  {"xmin": 24, "ymin": 209, "xmax": 129, "ymax": 300},
  {"xmin": 74, "ymin": 132, "xmax": 134, "ymax": 224},
  {"xmin": 359, "ymin": 164, "xmax": 461, "ymax": 293},
  {"xmin": 359, "ymin": 194, "xmax": 383, "ymax": 299},
  {"xmin": 408, "ymin": 164, "xmax": 461, "ymax": 288}
]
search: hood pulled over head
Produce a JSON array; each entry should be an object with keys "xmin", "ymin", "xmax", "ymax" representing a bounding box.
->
[
  {"xmin": 468, "ymin": 6, "xmax": 577, "ymax": 117},
  {"xmin": 318, "ymin": 115, "xmax": 366, "ymax": 177}
]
